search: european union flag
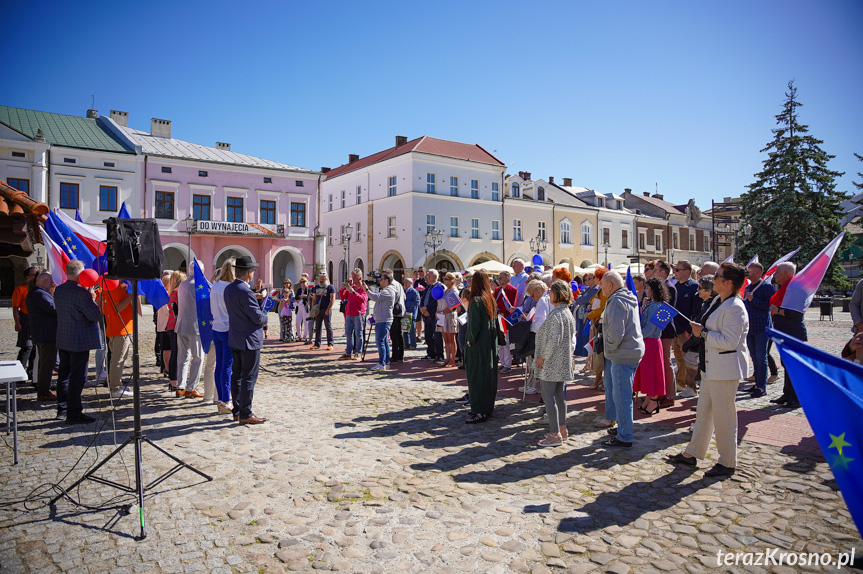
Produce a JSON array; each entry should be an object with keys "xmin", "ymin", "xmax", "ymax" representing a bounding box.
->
[
  {"xmin": 44, "ymin": 211, "xmax": 95, "ymax": 268},
  {"xmin": 648, "ymin": 302, "xmax": 678, "ymax": 330},
  {"xmin": 626, "ymin": 266, "xmax": 637, "ymax": 296},
  {"xmin": 769, "ymin": 328, "xmax": 863, "ymax": 534},
  {"xmin": 118, "ymin": 201, "xmax": 132, "ymax": 220},
  {"xmin": 262, "ymin": 295, "xmax": 275, "ymax": 313},
  {"xmin": 193, "ymin": 259, "xmax": 214, "ymax": 353}
]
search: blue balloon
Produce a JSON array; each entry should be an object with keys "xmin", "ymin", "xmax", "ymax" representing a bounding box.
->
[
  {"xmin": 431, "ymin": 284, "xmax": 445, "ymax": 300},
  {"xmin": 532, "ymin": 254, "xmax": 543, "ymax": 266},
  {"xmin": 524, "ymin": 266, "xmax": 533, "ymax": 273},
  {"xmin": 571, "ymin": 281, "xmax": 580, "ymax": 292},
  {"xmin": 91, "ymin": 254, "xmax": 109, "ymax": 275}
]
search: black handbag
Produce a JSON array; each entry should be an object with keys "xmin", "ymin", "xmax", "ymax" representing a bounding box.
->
[
  {"xmin": 593, "ymin": 322, "xmax": 604, "ymax": 355},
  {"xmin": 339, "ymin": 299, "xmax": 347, "ymax": 314}
]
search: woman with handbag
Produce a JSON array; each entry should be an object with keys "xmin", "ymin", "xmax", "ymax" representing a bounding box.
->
[
  {"xmin": 668, "ymin": 262, "xmax": 750, "ymax": 478},
  {"xmin": 464, "ymin": 270, "xmax": 498, "ymax": 424}
]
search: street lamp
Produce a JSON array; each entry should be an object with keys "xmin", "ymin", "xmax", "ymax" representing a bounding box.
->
[
  {"xmin": 529, "ymin": 233, "xmax": 548, "ymax": 266},
  {"xmin": 601, "ymin": 240, "xmax": 610, "ymax": 268},
  {"xmin": 342, "ymin": 223, "xmax": 353, "ymax": 282},
  {"xmin": 424, "ymin": 228, "xmax": 443, "ymax": 270},
  {"xmin": 182, "ymin": 215, "xmax": 196, "ymax": 268}
]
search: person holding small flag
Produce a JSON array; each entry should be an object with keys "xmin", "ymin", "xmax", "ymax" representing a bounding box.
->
[
  {"xmin": 653, "ymin": 261, "xmax": 678, "ymax": 408},
  {"xmin": 210, "ymin": 259, "xmax": 235, "ymax": 415},
  {"xmin": 493, "ymin": 270, "xmax": 518, "ymax": 374},
  {"xmin": 668, "ymin": 262, "xmax": 749, "ymax": 478},
  {"xmin": 175, "ymin": 264, "xmax": 205, "ymax": 398},
  {"xmin": 253, "ymin": 278, "xmax": 270, "ymax": 340},
  {"xmin": 633, "ymin": 278, "xmax": 670, "ymax": 415}
]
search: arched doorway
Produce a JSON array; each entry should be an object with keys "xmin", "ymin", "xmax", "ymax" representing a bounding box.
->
[
  {"xmin": 327, "ymin": 260, "xmax": 334, "ymax": 283},
  {"xmin": 163, "ymin": 243, "xmax": 197, "ymax": 274},
  {"xmin": 338, "ymin": 260, "xmax": 348, "ymax": 284},
  {"xmin": 272, "ymin": 247, "xmax": 304, "ymax": 284},
  {"xmin": 380, "ymin": 251, "xmax": 406, "ymax": 282},
  {"xmin": 214, "ymin": 246, "xmax": 254, "ymax": 275},
  {"xmin": 354, "ymin": 258, "xmax": 365, "ymax": 277},
  {"xmin": 435, "ymin": 258, "xmax": 455, "ymax": 273}
]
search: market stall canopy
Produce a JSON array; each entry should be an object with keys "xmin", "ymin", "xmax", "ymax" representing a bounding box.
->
[
  {"xmin": 0, "ymin": 180, "xmax": 48, "ymax": 257},
  {"xmin": 467, "ymin": 260, "xmax": 514, "ymax": 275}
]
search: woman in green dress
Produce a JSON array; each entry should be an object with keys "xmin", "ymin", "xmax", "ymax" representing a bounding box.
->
[{"xmin": 464, "ymin": 270, "xmax": 498, "ymax": 424}]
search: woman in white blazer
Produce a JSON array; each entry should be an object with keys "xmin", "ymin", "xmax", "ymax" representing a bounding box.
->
[{"xmin": 668, "ymin": 262, "xmax": 750, "ymax": 478}]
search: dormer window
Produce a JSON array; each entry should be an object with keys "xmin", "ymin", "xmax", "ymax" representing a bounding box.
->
[
  {"xmin": 597, "ymin": 198, "xmax": 604, "ymax": 208},
  {"xmin": 512, "ymin": 183, "xmax": 520, "ymax": 198},
  {"xmin": 537, "ymin": 187, "xmax": 545, "ymax": 201}
]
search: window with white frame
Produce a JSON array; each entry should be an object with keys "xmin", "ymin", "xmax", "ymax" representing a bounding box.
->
[
  {"xmin": 471, "ymin": 218, "xmax": 479, "ymax": 239},
  {"xmin": 356, "ymin": 222, "xmax": 361, "ymax": 242},
  {"xmin": 511, "ymin": 182, "xmax": 520, "ymax": 198},
  {"xmin": 673, "ymin": 232, "xmax": 679, "ymax": 250},
  {"xmin": 560, "ymin": 221, "xmax": 572, "ymax": 244},
  {"xmin": 328, "ymin": 226, "xmax": 333, "ymax": 246},
  {"xmin": 491, "ymin": 182, "xmax": 499, "ymax": 201},
  {"xmin": 426, "ymin": 173, "xmax": 436, "ymax": 194},
  {"xmin": 340, "ymin": 224, "xmax": 345, "ymax": 244},
  {"xmin": 538, "ymin": 221, "xmax": 546, "ymax": 241},
  {"xmin": 340, "ymin": 190, "xmax": 346, "ymax": 209},
  {"xmin": 655, "ymin": 232, "xmax": 663, "ymax": 252},
  {"xmin": 580, "ymin": 221, "xmax": 592, "ymax": 245},
  {"xmin": 471, "ymin": 179, "xmax": 479, "ymax": 199},
  {"xmin": 356, "ymin": 185, "xmax": 362, "ymax": 204},
  {"xmin": 450, "ymin": 176, "xmax": 458, "ymax": 197},
  {"xmin": 387, "ymin": 216, "xmax": 396, "ymax": 238},
  {"xmin": 537, "ymin": 186, "xmax": 545, "ymax": 201},
  {"xmin": 491, "ymin": 220, "xmax": 500, "ymax": 240},
  {"xmin": 426, "ymin": 214, "xmax": 436, "ymax": 234},
  {"xmin": 622, "ymin": 229, "xmax": 629, "ymax": 249},
  {"xmin": 388, "ymin": 176, "xmax": 396, "ymax": 197},
  {"xmin": 639, "ymin": 232, "xmax": 646, "ymax": 250},
  {"xmin": 513, "ymin": 219, "xmax": 522, "ymax": 241},
  {"xmin": 328, "ymin": 194, "xmax": 333, "ymax": 211},
  {"xmin": 450, "ymin": 216, "xmax": 459, "ymax": 238},
  {"xmin": 602, "ymin": 228, "xmax": 610, "ymax": 246}
]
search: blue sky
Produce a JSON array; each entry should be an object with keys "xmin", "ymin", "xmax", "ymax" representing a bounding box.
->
[{"xmin": 3, "ymin": 0, "xmax": 862, "ymax": 206}]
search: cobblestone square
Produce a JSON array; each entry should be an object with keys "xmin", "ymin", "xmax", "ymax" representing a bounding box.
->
[{"xmin": 1, "ymin": 309, "xmax": 860, "ymax": 573}]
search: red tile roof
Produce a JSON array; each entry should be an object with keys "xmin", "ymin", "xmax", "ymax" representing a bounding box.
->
[{"xmin": 324, "ymin": 136, "xmax": 504, "ymax": 179}]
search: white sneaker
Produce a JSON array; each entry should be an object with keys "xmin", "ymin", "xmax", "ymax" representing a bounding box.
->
[
  {"xmin": 370, "ymin": 364, "xmax": 385, "ymax": 370},
  {"xmin": 678, "ymin": 387, "xmax": 697, "ymax": 399},
  {"xmin": 518, "ymin": 386, "xmax": 527, "ymax": 392},
  {"xmin": 110, "ymin": 388, "xmax": 133, "ymax": 399},
  {"xmin": 525, "ymin": 387, "xmax": 540, "ymax": 395},
  {"xmin": 767, "ymin": 374, "xmax": 779, "ymax": 383}
]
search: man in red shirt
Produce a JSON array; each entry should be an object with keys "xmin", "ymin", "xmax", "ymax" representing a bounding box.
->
[
  {"xmin": 13, "ymin": 266, "xmax": 38, "ymax": 379},
  {"xmin": 338, "ymin": 269, "xmax": 368, "ymax": 359},
  {"xmin": 493, "ymin": 270, "xmax": 518, "ymax": 374}
]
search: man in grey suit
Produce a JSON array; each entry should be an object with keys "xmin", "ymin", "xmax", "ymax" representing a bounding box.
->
[
  {"xmin": 224, "ymin": 256, "xmax": 268, "ymax": 424},
  {"xmin": 54, "ymin": 260, "xmax": 103, "ymax": 424}
]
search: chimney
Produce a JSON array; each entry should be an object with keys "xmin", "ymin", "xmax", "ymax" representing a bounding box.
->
[
  {"xmin": 523, "ymin": 172, "xmax": 531, "ymax": 181},
  {"xmin": 395, "ymin": 135, "xmax": 407, "ymax": 147},
  {"xmin": 110, "ymin": 110, "xmax": 128, "ymax": 127},
  {"xmin": 517, "ymin": 171, "xmax": 524, "ymax": 179},
  {"xmin": 563, "ymin": 178, "xmax": 572, "ymax": 187},
  {"xmin": 548, "ymin": 176, "xmax": 554, "ymax": 184},
  {"xmin": 643, "ymin": 191, "xmax": 650, "ymax": 197},
  {"xmin": 35, "ymin": 129, "xmax": 46, "ymax": 143},
  {"xmin": 321, "ymin": 167, "xmax": 331, "ymax": 174},
  {"xmin": 624, "ymin": 188, "xmax": 632, "ymax": 194},
  {"xmin": 216, "ymin": 142, "xmax": 231, "ymax": 151},
  {"xmin": 86, "ymin": 109, "xmax": 99, "ymax": 119},
  {"xmin": 151, "ymin": 118, "xmax": 172, "ymax": 138},
  {"xmin": 653, "ymin": 193, "xmax": 664, "ymax": 200},
  {"xmin": 349, "ymin": 154, "xmax": 360, "ymax": 164}
]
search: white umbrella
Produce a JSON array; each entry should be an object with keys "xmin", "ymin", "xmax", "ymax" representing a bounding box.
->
[{"xmin": 467, "ymin": 260, "xmax": 514, "ymax": 275}]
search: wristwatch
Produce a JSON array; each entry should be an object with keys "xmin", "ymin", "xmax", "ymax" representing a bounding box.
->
[{"xmin": 700, "ymin": 328, "xmax": 709, "ymax": 340}]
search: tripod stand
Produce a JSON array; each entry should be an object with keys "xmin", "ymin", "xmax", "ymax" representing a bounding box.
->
[
  {"xmin": 360, "ymin": 315, "xmax": 373, "ymax": 362},
  {"xmin": 50, "ymin": 280, "xmax": 213, "ymax": 539}
]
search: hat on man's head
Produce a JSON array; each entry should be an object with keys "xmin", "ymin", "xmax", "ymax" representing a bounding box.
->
[{"xmin": 233, "ymin": 256, "xmax": 259, "ymax": 270}]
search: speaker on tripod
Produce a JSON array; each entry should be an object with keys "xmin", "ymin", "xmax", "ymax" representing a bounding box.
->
[{"xmin": 50, "ymin": 218, "xmax": 212, "ymax": 540}]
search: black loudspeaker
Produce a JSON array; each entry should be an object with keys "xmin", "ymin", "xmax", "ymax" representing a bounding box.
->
[{"xmin": 105, "ymin": 218, "xmax": 164, "ymax": 280}]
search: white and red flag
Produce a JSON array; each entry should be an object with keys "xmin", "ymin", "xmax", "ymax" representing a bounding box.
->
[{"xmin": 781, "ymin": 233, "xmax": 845, "ymax": 313}]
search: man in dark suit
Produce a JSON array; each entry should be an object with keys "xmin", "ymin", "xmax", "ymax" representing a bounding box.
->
[
  {"xmin": 419, "ymin": 269, "xmax": 444, "ymax": 361},
  {"xmin": 54, "ymin": 261, "xmax": 102, "ymax": 424},
  {"xmin": 224, "ymin": 256, "xmax": 268, "ymax": 424},
  {"xmin": 671, "ymin": 260, "xmax": 700, "ymax": 398},
  {"xmin": 27, "ymin": 272, "xmax": 58, "ymax": 402}
]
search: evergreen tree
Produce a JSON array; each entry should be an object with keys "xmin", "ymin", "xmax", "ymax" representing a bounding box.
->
[
  {"xmin": 852, "ymin": 152, "xmax": 863, "ymax": 218},
  {"xmin": 739, "ymin": 81, "xmax": 848, "ymax": 289}
]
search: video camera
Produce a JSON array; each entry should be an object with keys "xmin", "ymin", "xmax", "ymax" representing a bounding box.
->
[{"xmin": 363, "ymin": 271, "xmax": 383, "ymax": 287}]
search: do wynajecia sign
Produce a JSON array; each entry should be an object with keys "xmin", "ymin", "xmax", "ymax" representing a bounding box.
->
[{"xmin": 196, "ymin": 220, "xmax": 280, "ymax": 236}]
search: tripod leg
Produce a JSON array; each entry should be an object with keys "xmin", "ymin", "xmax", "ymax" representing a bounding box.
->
[
  {"xmin": 144, "ymin": 438, "xmax": 214, "ymax": 481},
  {"xmin": 134, "ymin": 436, "xmax": 146, "ymax": 539},
  {"xmin": 49, "ymin": 435, "xmax": 135, "ymax": 506}
]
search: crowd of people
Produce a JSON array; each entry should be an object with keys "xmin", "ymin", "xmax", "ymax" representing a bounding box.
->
[{"xmin": 12, "ymin": 249, "xmax": 862, "ymax": 475}]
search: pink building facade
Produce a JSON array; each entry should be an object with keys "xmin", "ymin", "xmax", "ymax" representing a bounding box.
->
[{"xmin": 109, "ymin": 114, "xmax": 319, "ymax": 286}]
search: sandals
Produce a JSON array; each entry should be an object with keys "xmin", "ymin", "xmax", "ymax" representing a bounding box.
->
[
  {"xmin": 538, "ymin": 434, "xmax": 563, "ymax": 447},
  {"xmin": 639, "ymin": 399, "xmax": 660, "ymax": 416},
  {"xmin": 465, "ymin": 412, "xmax": 489, "ymax": 424}
]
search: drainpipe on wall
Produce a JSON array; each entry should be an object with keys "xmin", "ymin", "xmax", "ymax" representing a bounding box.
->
[
  {"xmin": 313, "ymin": 172, "xmax": 323, "ymax": 275},
  {"xmin": 501, "ymin": 170, "xmax": 506, "ymax": 264},
  {"xmin": 143, "ymin": 155, "xmax": 148, "ymax": 218},
  {"xmin": 551, "ymin": 203, "xmax": 556, "ymax": 267}
]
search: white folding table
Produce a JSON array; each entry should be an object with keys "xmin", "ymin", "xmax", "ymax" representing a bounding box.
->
[{"xmin": 1, "ymin": 361, "xmax": 28, "ymax": 465}]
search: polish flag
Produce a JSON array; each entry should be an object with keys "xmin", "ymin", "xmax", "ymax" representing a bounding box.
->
[
  {"xmin": 781, "ymin": 233, "xmax": 845, "ymax": 313},
  {"xmin": 498, "ymin": 315, "xmax": 508, "ymax": 336},
  {"xmin": 54, "ymin": 208, "xmax": 106, "ymax": 256},
  {"xmin": 43, "ymin": 232, "xmax": 70, "ymax": 285},
  {"xmin": 763, "ymin": 247, "xmax": 801, "ymax": 279},
  {"xmin": 740, "ymin": 255, "xmax": 760, "ymax": 296},
  {"xmin": 721, "ymin": 254, "xmax": 734, "ymax": 264}
]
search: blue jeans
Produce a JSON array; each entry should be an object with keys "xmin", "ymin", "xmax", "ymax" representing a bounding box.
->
[
  {"xmin": 375, "ymin": 321, "xmax": 392, "ymax": 366},
  {"xmin": 345, "ymin": 315, "xmax": 363, "ymax": 355},
  {"xmin": 604, "ymin": 360, "xmax": 639, "ymax": 443},
  {"xmin": 403, "ymin": 316, "xmax": 417, "ymax": 348},
  {"xmin": 747, "ymin": 330, "xmax": 769, "ymax": 392},
  {"xmin": 213, "ymin": 330, "xmax": 233, "ymax": 404}
]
